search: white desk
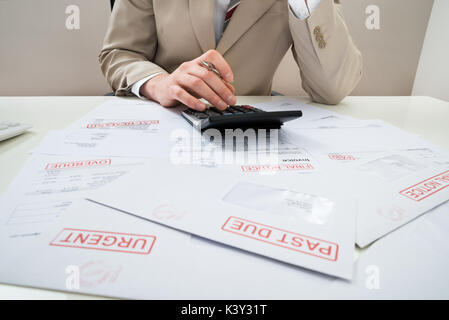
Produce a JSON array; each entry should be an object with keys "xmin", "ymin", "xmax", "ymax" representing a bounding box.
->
[{"xmin": 1, "ymin": 95, "xmax": 448, "ymax": 299}]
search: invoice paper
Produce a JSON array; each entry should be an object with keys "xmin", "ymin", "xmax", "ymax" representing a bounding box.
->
[
  {"xmin": 253, "ymin": 99, "xmax": 341, "ymax": 125},
  {"xmin": 169, "ymin": 127, "xmax": 320, "ymax": 173},
  {"xmin": 33, "ymin": 99, "xmax": 189, "ymax": 158},
  {"xmin": 328, "ymin": 201, "xmax": 449, "ymax": 299},
  {"xmin": 66, "ymin": 98, "xmax": 184, "ymax": 130},
  {"xmin": 89, "ymin": 159, "xmax": 357, "ymax": 279},
  {"xmin": 0, "ymin": 154, "xmax": 145, "ymax": 239},
  {"xmin": 0, "ymin": 200, "xmax": 337, "ymax": 299},
  {"xmin": 33, "ymin": 129, "xmax": 176, "ymax": 158},
  {"xmin": 343, "ymin": 147, "xmax": 449, "ymax": 247},
  {"xmin": 283, "ymin": 119, "xmax": 429, "ymax": 155}
]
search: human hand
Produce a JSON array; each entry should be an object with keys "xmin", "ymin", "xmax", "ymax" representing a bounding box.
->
[{"xmin": 140, "ymin": 50, "xmax": 236, "ymax": 111}]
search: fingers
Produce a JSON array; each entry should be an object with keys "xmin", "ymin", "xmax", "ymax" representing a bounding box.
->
[
  {"xmin": 195, "ymin": 50, "xmax": 234, "ymax": 83},
  {"xmin": 225, "ymin": 82, "xmax": 235, "ymax": 95},
  {"xmin": 167, "ymin": 51, "xmax": 236, "ymax": 111},
  {"xmin": 187, "ymin": 65, "xmax": 236, "ymax": 106},
  {"xmin": 179, "ymin": 74, "xmax": 229, "ymax": 110},
  {"xmin": 169, "ymin": 85, "xmax": 206, "ymax": 111}
]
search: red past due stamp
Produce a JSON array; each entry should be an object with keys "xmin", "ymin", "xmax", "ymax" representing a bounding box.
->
[
  {"xmin": 50, "ymin": 228, "xmax": 156, "ymax": 255},
  {"xmin": 222, "ymin": 217, "xmax": 339, "ymax": 261}
]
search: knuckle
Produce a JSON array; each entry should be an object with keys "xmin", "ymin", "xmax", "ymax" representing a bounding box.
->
[
  {"xmin": 204, "ymin": 71, "xmax": 215, "ymax": 82},
  {"xmin": 188, "ymin": 98, "xmax": 198, "ymax": 107},
  {"xmin": 217, "ymin": 85, "xmax": 229, "ymax": 96},
  {"xmin": 168, "ymin": 86, "xmax": 176, "ymax": 96},
  {"xmin": 190, "ymin": 77, "xmax": 202, "ymax": 88},
  {"xmin": 179, "ymin": 62, "xmax": 189, "ymax": 71},
  {"xmin": 210, "ymin": 96, "xmax": 222, "ymax": 106},
  {"xmin": 205, "ymin": 49, "xmax": 218, "ymax": 59},
  {"xmin": 218, "ymin": 91, "xmax": 229, "ymax": 101},
  {"xmin": 197, "ymin": 68, "xmax": 209, "ymax": 79},
  {"xmin": 170, "ymin": 86, "xmax": 181, "ymax": 97}
]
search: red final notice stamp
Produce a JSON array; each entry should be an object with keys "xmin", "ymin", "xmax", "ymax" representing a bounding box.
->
[
  {"xmin": 399, "ymin": 170, "xmax": 449, "ymax": 201},
  {"xmin": 222, "ymin": 217, "xmax": 339, "ymax": 261},
  {"xmin": 241, "ymin": 163, "xmax": 314, "ymax": 172},
  {"xmin": 328, "ymin": 154, "xmax": 356, "ymax": 161},
  {"xmin": 50, "ymin": 228, "xmax": 156, "ymax": 254}
]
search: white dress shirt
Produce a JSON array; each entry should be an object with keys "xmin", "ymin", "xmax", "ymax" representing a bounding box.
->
[{"xmin": 132, "ymin": 0, "xmax": 322, "ymax": 98}]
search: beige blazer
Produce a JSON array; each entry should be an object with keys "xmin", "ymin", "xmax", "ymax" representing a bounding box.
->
[{"xmin": 99, "ymin": 0, "xmax": 362, "ymax": 104}]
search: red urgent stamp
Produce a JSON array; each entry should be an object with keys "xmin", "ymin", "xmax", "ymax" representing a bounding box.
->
[
  {"xmin": 222, "ymin": 217, "xmax": 339, "ymax": 261},
  {"xmin": 399, "ymin": 170, "xmax": 449, "ymax": 201},
  {"xmin": 328, "ymin": 154, "xmax": 356, "ymax": 161},
  {"xmin": 45, "ymin": 159, "xmax": 112, "ymax": 170},
  {"xmin": 50, "ymin": 228, "xmax": 156, "ymax": 254}
]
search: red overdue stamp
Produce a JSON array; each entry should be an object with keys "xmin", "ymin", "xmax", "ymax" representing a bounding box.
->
[
  {"xmin": 222, "ymin": 217, "xmax": 339, "ymax": 261},
  {"xmin": 50, "ymin": 228, "xmax": 156, "ymax": 254},
  {"xmin": 399, "ymin": 170, "xmax": 449, "ymax": 201},
  {"xmin": 328, "ymin": 154, "xmax": 355, "ymax": 161},
  {"xmin": 241, "ymin": 163, "xmax": 314, "ymax": 172},
  {"xmin": 86, "ymin": 120, "xmax": 159, "ymax": 129},
  {"xmin": 45, "ymin": 159, "xmax": 112, "ymax": 170}
]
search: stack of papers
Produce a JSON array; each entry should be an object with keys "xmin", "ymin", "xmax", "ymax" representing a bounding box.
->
[{"xmin": 1, "ymin": 97, "xmax": 448, "ymax": 299}]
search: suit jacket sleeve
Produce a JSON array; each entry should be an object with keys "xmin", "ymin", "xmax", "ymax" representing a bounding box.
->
[
  {"xmin": 289, "ymin": 0, "xmax": 362, "ymax": 104},
  {"xmin": 99, "ymin": 0, "xmax": 167, "ymax": 96}
]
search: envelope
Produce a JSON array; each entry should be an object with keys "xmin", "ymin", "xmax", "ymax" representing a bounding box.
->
[
  {"xmin": 343, "ymin": 148, "xmax": 449, "ymax": 247},
  {"xmin": 0, "ymin": 153, "xmax": 146, "ymax": 239},
  {"xmin": 283, "ymin": 119, "xmax": 428, "ymax": 155},
  {"xmin": 328, "ymin": 201, "xmax": 449, "ymax": 299},
  {"xmin": 0, "ymin": 200, "xmax": 337, "ymax": 299},
  {"xmin": 354, "ymin": 169, "xmax": 449, "ymax": 247},
  {"xmin": 88, "ymin": 159, "xmax": 357, "ymax": 279}
]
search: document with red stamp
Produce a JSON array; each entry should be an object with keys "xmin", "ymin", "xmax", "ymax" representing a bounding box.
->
[
  {"xmin": 347, "ymin": 147, "xmax": 449, "ymax": 247},
  {"xmin": 90, "ymin": 159, "xmax": 356, "ymax": 279},
  {"xmin": 32, "ymin": 99, "xmax": 184, "ymax": 158},
  {"xmin": 0, "ymin": 154, "xmax": 145, "ymax": 239},
  {"xmin": 0, "ymin": 199, "xmax": 337, "ymax": 299}
]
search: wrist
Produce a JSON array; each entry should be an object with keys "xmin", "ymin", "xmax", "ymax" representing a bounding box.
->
[{"xmin": 140, "ymin": 73, "xmax": 169, "ymax": 101}]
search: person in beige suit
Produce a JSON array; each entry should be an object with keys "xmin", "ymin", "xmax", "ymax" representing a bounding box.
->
[{"xmin": 99, "ymin": 0, "xmax": 362, "ymax": 111}]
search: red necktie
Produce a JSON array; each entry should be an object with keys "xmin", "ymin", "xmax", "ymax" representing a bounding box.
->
[{"xmin": 223, "ymin": 0, "xmax": 241, "ymax": 32}]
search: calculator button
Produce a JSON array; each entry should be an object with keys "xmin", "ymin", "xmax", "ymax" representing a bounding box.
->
[
  {"xmin": 205, "ymin": 110, "xmax": 221, "ymax": 117},
  {"xmin": 196, "ymin": 113, "xmax": 208, "ymax": 119},
  {"xmin": 209, "ymin": 108, "xmax": 224, "ymax": 115},
  {"xmin": 229, "ymin": 107, "xmax": 243, "ymax": 113}
]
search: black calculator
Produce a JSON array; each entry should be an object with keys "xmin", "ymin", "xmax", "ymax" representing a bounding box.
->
[{"xmin": 181, "ymin": 105, "xmax": 302, "ymax": 130}]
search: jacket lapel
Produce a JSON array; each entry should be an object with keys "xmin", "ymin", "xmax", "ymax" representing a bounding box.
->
[
  {"xmin": 216, "ymin": 0, "xmax": 277, "ymax": 55},
  {"xmin": 189, "ymin": 0, "xmax": 216, "ymax": 53}
]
